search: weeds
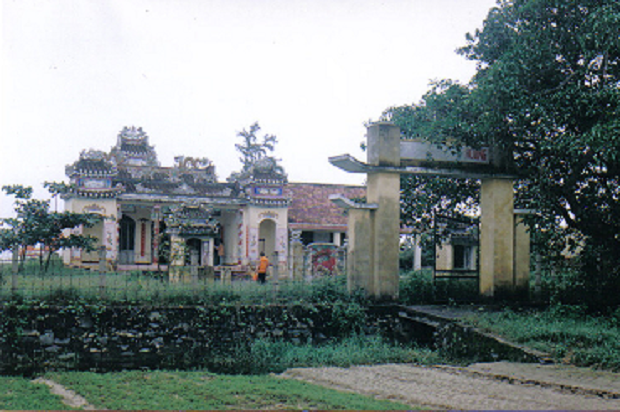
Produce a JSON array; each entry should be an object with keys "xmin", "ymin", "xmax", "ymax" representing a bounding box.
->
[
  {"xmin": 200, "ymin": 334, "xmax": 441, "ymax": 375},
  {"xmin": 464, "ymin": 305, "xmax": 620, "ymax": 370},
  {"xmin": 0, "ymin": 264, "xmax": 361, "ymax": 307}
]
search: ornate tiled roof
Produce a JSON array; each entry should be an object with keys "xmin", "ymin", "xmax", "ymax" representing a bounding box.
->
[
  {"xmin": 284, "ymin": 183, "xmax": 366, "ymax": 230},
  {"xmin": 65, "ymin": 150, "xmax": 123, "ymax": 198},
  {"xmin": 110, "ymin": 126, "xmax": 159, "ymax": 167}
]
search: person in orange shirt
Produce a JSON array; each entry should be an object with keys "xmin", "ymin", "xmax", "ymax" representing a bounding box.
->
[{"xmin": 257, "ymin": 252, "xmax": 269, "ymax": 284}]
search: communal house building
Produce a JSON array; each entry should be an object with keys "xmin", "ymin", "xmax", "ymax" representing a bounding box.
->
[{"xmin": 62, "ymin": 126, "xmax": 365, "ymax": 274}]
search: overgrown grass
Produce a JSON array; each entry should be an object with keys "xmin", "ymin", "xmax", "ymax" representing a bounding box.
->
[
  {"xmin": 43, "ymin": 370, "xmax": 417, "ymax": 410},
  {"xmin": 463, "ymin": 305, "xmax": 620, "ymax": 370},
  {"xmin": 0, "ymin": 261, "xmax": 364, "ymax": 306},
  {"xmin": 206, "ymin": 334, "xmax": 442, "ymax": 375},
  {"xmin": 0, "ymin": 376, "xmax": 73, "ymax": 410}
]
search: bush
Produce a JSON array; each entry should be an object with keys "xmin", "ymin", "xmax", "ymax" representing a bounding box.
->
[
  {"xmin": 398, "ymin": 269, "xmax": 478, "ymax": 305},
  {"xmin": 398, "ymin": 270, "xmax": 434, "ymax": 305}
]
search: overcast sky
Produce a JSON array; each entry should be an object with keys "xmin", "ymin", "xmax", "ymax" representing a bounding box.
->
[{"xmin": 1, "ymin": 0, "xmax": 498, "ymax": 217}]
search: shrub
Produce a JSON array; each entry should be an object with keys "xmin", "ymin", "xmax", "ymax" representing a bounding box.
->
[{"xmin": 398, "ymin": 269, "xmax": 478, "ymax": 305}]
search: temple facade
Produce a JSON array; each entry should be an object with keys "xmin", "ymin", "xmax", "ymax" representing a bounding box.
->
[{"xmin": 62, "ymin": 126, "xmax": 364, "ymax": 273}]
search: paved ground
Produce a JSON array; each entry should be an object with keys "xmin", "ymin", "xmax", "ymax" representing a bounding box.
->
[{"xmin": 280, "ymin": 361, "xmax": 620, "ymax": 410}]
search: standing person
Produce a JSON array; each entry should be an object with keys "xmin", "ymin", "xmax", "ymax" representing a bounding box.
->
[
  {"xmin": 217, "ymin": 241, "xmax": 225, "ymax": 265},
  {"xmin": 257, "ymin": 252, "xmax": 269, "ymax": 284}
]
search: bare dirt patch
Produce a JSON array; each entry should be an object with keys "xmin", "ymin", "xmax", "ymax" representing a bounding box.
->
[{"xmin": 280, "ymin": 362, "xmax": 620, "ymax": 410}]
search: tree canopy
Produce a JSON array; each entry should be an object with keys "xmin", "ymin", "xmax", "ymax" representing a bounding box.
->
[
  {"xmin": 382, "ymin": 0, "xmax": 620, "ymax": 306},
  {"xmin": 1, "ymin": 184, "xmax": 100, "ymax": 271}
]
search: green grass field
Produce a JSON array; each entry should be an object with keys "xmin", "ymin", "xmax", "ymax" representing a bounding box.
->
[
  {"xmin": 0, "ymin": 376, "xmax": 74, "ymax": 410},
  {"xmin": 0, "ymin": 371, "xmax": 417, "ymax": 410}
]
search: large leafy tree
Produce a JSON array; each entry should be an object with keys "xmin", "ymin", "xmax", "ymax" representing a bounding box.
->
[
  {"xmin": 384, "ymin": 0, "xmax": 620, "ymax": 307},
  {"xmin": 1, "ymin": 184, "xmax": 100, "ymax": 271}
]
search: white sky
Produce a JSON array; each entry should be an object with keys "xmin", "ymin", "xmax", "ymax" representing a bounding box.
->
[{"xmin": 1, "ymin": 0, "xmax": 497, "ymax": 217}]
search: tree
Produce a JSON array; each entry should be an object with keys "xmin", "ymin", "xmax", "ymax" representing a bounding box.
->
[
  {"xmin": 228, "ymin": 122, "xmax": 285, "ymax": 182},
  {"xmin": 1, "ymin": 184, "xmax": 100, "ymax": 271},
  {"xmin": 235, "ymin": 122, "xmax": 278, "ymax": 173},
  {"xmin": 383, "ymin": 0, "xmax": 620, "ymax": 308}
]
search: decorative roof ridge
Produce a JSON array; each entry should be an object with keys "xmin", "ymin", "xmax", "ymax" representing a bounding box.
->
[{"xmin": 286, "ymin": 181, "xmax": 365, "ymax": 188}]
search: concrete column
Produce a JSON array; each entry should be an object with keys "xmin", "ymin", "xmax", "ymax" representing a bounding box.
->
[
  {"xmin": 170, "ymin": 235, "xmax": 185, "ymax": 266},
  {"xmin": 367, "ymin": 172, "xmax": 400, "ymax": 299},
  {"xmin": 346, "ymin": 208, "xmax": 374, "ymax": 293},
  {"xmin": 290, "ymin": 233, "xmax": 304, "ymax": 281},
  {"xmin": 202, "ymin": 239, "xmax": 214, "ymax": 267},
  {"xmin": 413, "ymin": 235, "xmax": 422, "ymax": 271},
  {"xmin": 365, "ymin": 122, "xmax": 401, "ymax": 299},
  {"xmin": 514, "ymin": 213, "xmax": 531, "ymax": 299},
  {"xmin": 169, "ymin": 234, "xmax": 185, "ymax": 283},
  {"xmin": 479, "ymin": 178, "xmax": 515, "ymax": 298},
  {"xmin": 333, "ymin": 232, "xmax": 342, "ymax": 246}
]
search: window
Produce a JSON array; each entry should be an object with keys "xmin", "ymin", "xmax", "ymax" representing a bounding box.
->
[{"xmin": 453, "ymin": 245, "xmax": 473, "ymax": 270}]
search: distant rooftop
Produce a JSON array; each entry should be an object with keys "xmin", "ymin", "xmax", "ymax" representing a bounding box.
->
[{"xmin": 285, "ymin": 182, "xmax": 365, "ymax": 231}]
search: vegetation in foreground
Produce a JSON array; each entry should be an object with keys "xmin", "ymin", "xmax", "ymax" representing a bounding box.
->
[
  {"xmin": 0, "ymin": 371, "xmax": 416, "ymax": 410},
  {"xmin": 207, "ymin": 334, "xmax": 442, "ymax": 375},
  {"xmin": 0, "ymin": 376, "xmax": 73, "ymax": 410},
  {"xmin": 464, "ymin": 305, "xmax": 620, "ymax": 371}
]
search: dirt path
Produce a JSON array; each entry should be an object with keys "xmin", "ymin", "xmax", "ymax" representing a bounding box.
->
[
  {"xmin": 31, "ymin": 378, "xmax": 98, "ymax": 410},
  {"xmin": 280, "ymin": 362, "xmax": 620, "ymax": 410}
]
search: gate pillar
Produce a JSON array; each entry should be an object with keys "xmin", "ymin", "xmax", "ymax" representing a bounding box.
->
[
  {"xmin": 479, "ymin": 178, "xmax": 514, "ymax": 297},
  {"xmin": 330, "ymin": 121, "xmax": 530, "ymax": 302},
  {"xmin": 365, "ymin": 123, "xmax": 401, "ymax": 299}
]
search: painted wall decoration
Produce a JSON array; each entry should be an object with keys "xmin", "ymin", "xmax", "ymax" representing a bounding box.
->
[
  {"xmin": 308, "ymin": 243, "xmax": 338, "ymax": 276},
  {"xmin": 83, "ymin": 203, "xmax": 106, "ymax": 214},
  {"xmin": 103, "ymin": 220, "xmax": 118, "ymax": 260},
  {"xmin": 277, "ymin": 228, "xmax": 288, "ymax": 261},
  {"xmin": 259, "ymin": 211, "xmax": 279, "ymax": 220},
  {"xmin": 253, "ymin": 186, "xmax": 283, "ymax": 197},
  {"xmin": 400, "ymin": 140, "xmax": 490, "ymax": 165},
  {"xmin": 249, "ymin": 227, "xmax": 259, "ymax": 260}
]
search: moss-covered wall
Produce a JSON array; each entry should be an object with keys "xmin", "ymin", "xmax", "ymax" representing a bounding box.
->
[{"xmin": 0, "ymin": 303, "xmax": 403, "ymax": 374}]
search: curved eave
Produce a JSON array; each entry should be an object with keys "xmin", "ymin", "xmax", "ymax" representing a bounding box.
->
[{"xmin": 118, "ymin": 193, "xmax": 248, "ymax": 206}]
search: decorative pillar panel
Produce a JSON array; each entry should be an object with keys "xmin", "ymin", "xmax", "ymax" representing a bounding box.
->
[
  {"xmin": 276, "ymin": 227, "xmax": 288, "ymax": 262},
  {"xmin": 248, "ymin": 227, "xmax": 259, "ymax": 262},
  {"xmin": 152, "ymin": 205, "xmax": 161, "ymax": 264},
  {"xmin": 237, "ymin": 211, "xmax": 244, "ymax": 265},
  {"xmin": 103, "ymin": 218, "xmax": 118, "ymax": 261}
]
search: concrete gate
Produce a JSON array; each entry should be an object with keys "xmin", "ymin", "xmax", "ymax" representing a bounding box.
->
[{"xmin": 329, "ymin": 122, "xmax": 530, "ymax": 300}]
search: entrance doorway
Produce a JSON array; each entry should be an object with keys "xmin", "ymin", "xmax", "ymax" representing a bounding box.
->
[
  {"xmin": 119, "ymin": 215, "xmax": 136, "ymax": 264},
  {"xmin": 258, "ymin": 219, "xmax": 276, "ymax": 259},
  {"xmin": 186, "ymin": 238, "xmax": 202, "ymax": 265}
]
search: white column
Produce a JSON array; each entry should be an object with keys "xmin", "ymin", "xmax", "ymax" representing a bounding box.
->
[{"xmin": 333, "ymin": 232, "xmax": 342, "ymax": 246}]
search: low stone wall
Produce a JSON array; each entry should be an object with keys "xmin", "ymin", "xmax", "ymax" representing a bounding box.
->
[{"xmin": 0, "ymin": 303, "xmax": 403, "ymax": 374}]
